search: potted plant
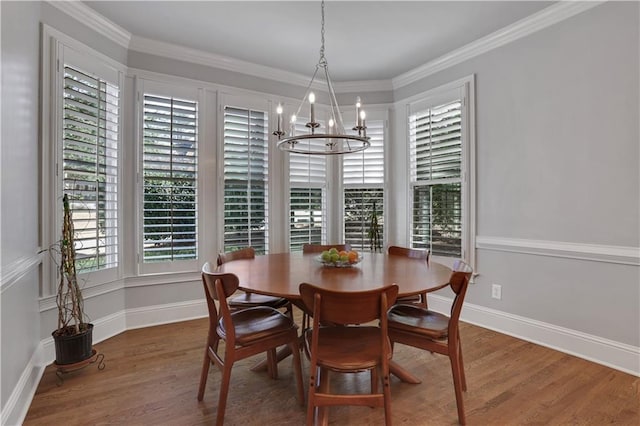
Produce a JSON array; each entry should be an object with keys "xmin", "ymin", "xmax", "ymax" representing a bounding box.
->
[
  {"xmin": 368, "ymin": 201, "xmax": 382, "ymax": 252},
  {"xmin": 51, "ymin": 194, "xmax": 94, "ymax": 365}
]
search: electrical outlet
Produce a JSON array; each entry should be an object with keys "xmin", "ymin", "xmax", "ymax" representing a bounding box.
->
[{"xmin": 491, "ymin": 284, "xmax": 502, "ymax": 300}]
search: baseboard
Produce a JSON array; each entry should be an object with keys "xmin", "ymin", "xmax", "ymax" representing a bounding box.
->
[
  {"xmin": 1, "ymin": 341, "xmax": 46, "ymax": 426},
  {"xmin": 125, "ymin": 299, "xmax": 208, "ymax": 330},
  {"xmin": 429, "ymin": 294, "xmax": 640, "ymax": 376}
]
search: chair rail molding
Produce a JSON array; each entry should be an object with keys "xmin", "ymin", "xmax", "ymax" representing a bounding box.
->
[
  {"xmin": 476, "ymin": 236, "xmax": 640, "ymax": 266},
  {"xmin": 429, "ymin": 294, "xmax": 640, "ymax": 377},
  {"xmin": 1, "ymin": 251, "xmax": 44, "ymax": 294}
]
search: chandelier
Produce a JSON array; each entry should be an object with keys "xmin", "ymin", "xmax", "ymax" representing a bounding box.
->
[{"xmin": 273, "ymin": 0, "xmax": 370, "ymax": 155}]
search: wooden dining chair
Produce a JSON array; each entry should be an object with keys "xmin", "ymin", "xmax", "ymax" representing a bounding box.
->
[
  {"xmin": 300, "ymin": 243, "xmax": 353, "ymax": 330},
  {"xmin": 388, "ymin": 245, "xmax": 430, "ymax": 307},
  {"xmin": 387, "ymin": 260, "xmax": 473, "ymax": 425},
  {"xmin": 198, "ymin": 262, "xmax": 305, "ymax": 426},
  {"xmin": 217, "ymin": 247, "xmax": 293, "ymax": 319},
  {"xmin": 301, "ymin": 243, "xmax": 352, "ymax": 253},
  {"xmin": 300, "ymin": 282, "xmax": 399, "ymax": 426}
]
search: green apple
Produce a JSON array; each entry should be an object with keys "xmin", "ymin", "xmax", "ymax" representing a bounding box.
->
[{"xmin": 321, "ymin": 251, "xmax": 331, "ymax": 262}]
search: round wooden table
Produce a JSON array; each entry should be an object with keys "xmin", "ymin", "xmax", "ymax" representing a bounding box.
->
[
  {"xmin": 217, "ymin": 251, "xmax": 452, "ymax": 384},
  {"xmin": 217, "ymin": 251, "xmax": 452, "ymax": 300}
]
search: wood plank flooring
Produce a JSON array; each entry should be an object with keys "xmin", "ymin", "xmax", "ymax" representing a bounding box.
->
[{"xmin": 24, "ymin": 312, "xmax": 639, "ymax": 425}]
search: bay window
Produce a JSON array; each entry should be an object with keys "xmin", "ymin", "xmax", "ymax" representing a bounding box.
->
[
  {"xmin": 343, "ymin": 117, "xmax": 385, "ymax": 252},
  {"xmin": 223, "ymin": 104, "xmax": 269, "ymax": 254},
  {"xmin": 408, "ymin": 77, "xmax": 475, "ymax": 263},
  {"xmin": 141, "ymin": 93, "xmax": 198, "ymax": 263}
]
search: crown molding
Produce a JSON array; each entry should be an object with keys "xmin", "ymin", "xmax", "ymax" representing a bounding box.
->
[
  {"xmin": 46, "ymin": 0, "xmax": 131, "ymax": 49},
  {"xmin": 49, "ymin": 0, "xmax": 604, "ymax": 93},
  {"xmin": 129, "ymin": 36, "xmax": 395, "ymax": 94},
  {"xmin": 333, "ymin": 79, "xmax": 393, "ymax": 93},
  {"xmin": 129, "ymin": 36, "xmax": 328, "ymax": 91},
  {"xmin": 392, "ymin": 0, "xmax": 606, "ymax": 89}
]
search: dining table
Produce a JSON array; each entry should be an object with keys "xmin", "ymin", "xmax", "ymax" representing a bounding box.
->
[{"xmin": 216, "ymin": 251, "xmax": 452, "ymax": 384}]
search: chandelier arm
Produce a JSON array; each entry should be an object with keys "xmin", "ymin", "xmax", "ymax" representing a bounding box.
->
[
  {"xmin": 293, "ymin": 65, "xmax": 321, "ymax": 122},
  {"xmin": 323, "ymin": 64, "xmax": 346, "ymax": 133}
]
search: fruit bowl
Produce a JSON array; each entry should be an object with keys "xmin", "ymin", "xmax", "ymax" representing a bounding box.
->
[{"xmin": 315, "ymin": 254, "xmax": 362, "ymax": 268}]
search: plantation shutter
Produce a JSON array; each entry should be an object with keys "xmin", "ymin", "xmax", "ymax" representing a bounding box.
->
[
  {"xmin": 410, "ymin": 100, "xmax": 463, "ymax": 256},
  {"xmin": 343, "ymin": 119, "xmax": 384, "ymax": 252},
  {"xmin": 142, "ymin": 94, "xmax": 198, "ymax": 262},
  {"xmin": 62, "ymin": 65, "xmax": 119, "ymax": 273},
  {"xmin": 289, "ymin": 119, "xmax": 326, "ymax": 251},
  {"xmin": 223, "ymin": 106, "xmax": 269, "ymax": 254}
]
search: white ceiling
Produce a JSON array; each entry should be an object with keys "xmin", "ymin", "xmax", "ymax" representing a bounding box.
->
[{"xmin": 84, "ymin": 1, "xmax": 554, "ymax": 82}]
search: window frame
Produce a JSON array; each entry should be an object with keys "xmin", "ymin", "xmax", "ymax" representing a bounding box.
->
[
  {"xmin": 42, "ymin": 26, "xmax": 126, "ymax": 293},
  {"xmin": 287, "ymin": 115, "xmax": 329, "ymax": 250},
  {"xmin": 405, "ymin": 76, "xmax": 476, "ymax": 268},
  {"xmin": 136, "ymin": 79, "xmax": 203, "ymax": 275},
  {"xmin": 218, "ymin": 93, "xmax": 272, "ymax": 255},
  {"xmin": 341, "ymin": 108, "xmax": 388, "ymax": 252}
]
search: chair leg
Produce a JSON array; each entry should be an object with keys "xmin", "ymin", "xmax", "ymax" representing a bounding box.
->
[
  {"xmin": 267, "ymin": 348, "xmax": 278, "ymax": 379},
  {"xmin": 285, "ymin": 302, "xmax": 294, "ymax": 321},
  {"xmin": 458, "ymin": 336, "xmax": 467, "ymax": 392},
  {"xmin": 449, "ymin": 353, "xmax": 466, "ymax": 425},
  {"xmin": 382, "ymin": 364, "xmax": 393, "ymax": 426},
  {"xmin": 317, "ymin": 367, "xmax": 330, "ymax": 426},
  {"xmin": 307, "ymin": 365, "xmax": 318, "ymax": 426},
  {"xmin": 370, "ymin": 366, "xmax": 379, "ymax": 394},
  {"xmin": 216, "ymin": 362, "xmax": 234, "ymax": 426},
  {"xmin": 197, "ymin": 347, "xmax": 211, "ymax": 401},
  {"xmin": 290, "ymin": 341, "xmax": 305, "ymax": 406}
]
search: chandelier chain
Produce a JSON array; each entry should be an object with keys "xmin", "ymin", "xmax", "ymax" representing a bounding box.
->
[{"xmin": 319, "ymin": 0, "xmax": 326, "ymax": 65}]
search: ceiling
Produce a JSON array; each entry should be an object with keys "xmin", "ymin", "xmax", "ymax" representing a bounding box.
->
[{"xmin": 84, "ymin": 1, "xmax": 554, "ymax": 82}]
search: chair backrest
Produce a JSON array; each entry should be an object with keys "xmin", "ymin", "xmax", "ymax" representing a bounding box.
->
[
  {"xmin": 388, "ymin": 245, "xmax": 430, "ymax": 265},
  {"xmin": 302, "ymin": 243, "xmax": 352, "ymax": 254},
  {"xmin": 447, "ymin": 260, "xmax": 473, "ymax": 339},
  {"xmin": 202, "ymin": 262, "xmax": 240, "ymax": 340},
  {"xmin": 217, "ymin": 247, "xmax": 255, "ymax": 266},
  {"xmin": 299, "ymin": 283, "xmax": 398, "ymax": 326}
]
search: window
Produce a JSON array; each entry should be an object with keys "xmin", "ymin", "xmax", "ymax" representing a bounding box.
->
[
  {"xmin": 343, "ymin": 118, "xmax": 385, "ymax": 252},
  {"xmin": 289, "ymin": 131, "xmax": 326, "ymax": 250},
  {"xmin": 223, "ymin": 106, "xmax": 269, "ymax": 254},
  {"xmin": 409, "ymin": 88, "xmax": 469, "ymax": 258},
  {"xmin": 142, "ymin": 94, "xmax": 198, "ymax": 262},
  {"xmin": 62, "ymin": 64, "xmax": 119, "ymax": 273}
]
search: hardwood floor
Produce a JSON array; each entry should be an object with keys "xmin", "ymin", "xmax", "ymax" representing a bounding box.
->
[{"xmin": 24, "ymin": 312, "xmax": 639, "ymax": 425}]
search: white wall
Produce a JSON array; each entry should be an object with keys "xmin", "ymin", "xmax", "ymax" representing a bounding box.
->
[
  {"xmin": 393, "ymin": 1, "xmax": 639, "ymax": 351},
  {"xmin": 1, "ymin": 1, "xmax": 43, "ymax": 423}
]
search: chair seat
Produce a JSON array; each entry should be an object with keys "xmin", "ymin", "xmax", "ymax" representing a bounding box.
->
[
  {"xmin": 388, "ymin": 304, "xmax": 449, "ymax": 340},
  {"xmin": 395, "ymin": 294, "xmax": 422, "ymax": 304},
  {"xmin": 304, "ymin": 326, "xmax": 388, "ymax": 371},
  {"xmin": 218, "ymin": 307, "xmax": 297, "ymax": 346},
  {"xmin": 228, "ymin": 292, "xmax": 289, "ymax": 309}
]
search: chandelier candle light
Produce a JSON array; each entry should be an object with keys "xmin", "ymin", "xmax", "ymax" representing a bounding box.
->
[{"xmin": 273, "ymin": 0, "xmax": 370, "ymax": 155}]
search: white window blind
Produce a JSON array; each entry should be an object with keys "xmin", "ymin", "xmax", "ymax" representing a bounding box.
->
[
  {"xmin": 62, "ymin": 65, "xmax": 119, "ymax": 273},
  {"xmin": 289, "ymin": 121, "xmax": 326, "ymax": 250},
  {"xmin": 410, "ymin": 100, "xmax": 463, "ymax": 257},
  {"xmin": 343, "ymin": 119, "xmax": 384, "ymax": 252},
  {"xmin": 223, "ymin": 106, "xmax": 269, "ymax": 254},
  {"xmin": 142, "ymin": 94, "xmax": 198, "ymax": 262}
]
